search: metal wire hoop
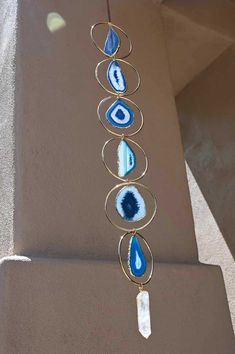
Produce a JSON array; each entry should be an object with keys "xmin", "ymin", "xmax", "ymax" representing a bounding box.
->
[
  {"xmin": 95, "ymin": 58, "xmax": 141, "ymax": 97},
  {"xmin": 97, "ymin": 96, "xmax": 144, "ymax": 137},
  {"xmin": 90, "ymin": 22, "xmax": 133, "ymax": 59},
  {"xmin": 104, "ymin": 181, "xmax": 157, "ymax": 232},
  {"xmin": 118, "ymin": 231, "xmax": 154, "ymax": 286},
  {"xmin": 102, "ymin": 137, "xmax": 148, "ymax": 182}
]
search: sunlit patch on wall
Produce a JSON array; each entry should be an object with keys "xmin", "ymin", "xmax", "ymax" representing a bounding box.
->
[{"xmin": 47, "ymin": 12, "xmax": 66, "ymax": 33}]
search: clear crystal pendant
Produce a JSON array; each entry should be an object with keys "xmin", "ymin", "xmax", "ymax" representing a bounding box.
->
[{"xmin": 136, "ymin": 290, "xmax": 151, "ymax": 339}]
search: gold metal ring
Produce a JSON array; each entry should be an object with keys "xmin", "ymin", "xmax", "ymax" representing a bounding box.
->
[
  {"xmin": 118, "ymin": 231, "xmax": 154, "ymax": 286},
  {"xmin": 104, "ymin": 182, "xmax": 157, "ymax": 232},
  {"xmin": 95, "ymin": 58, "xmax": 141, "ymax": 97},
  {"xmin": 90, "ymin": 22, "xmax": 133, "ymax": 59},
  {"xmin": 97, "ymin": 96, "xmax": 144, "ymax": 137},
  {"xmin": 102, "ymin": 137, "xmax": 148, "ymax": 182}
]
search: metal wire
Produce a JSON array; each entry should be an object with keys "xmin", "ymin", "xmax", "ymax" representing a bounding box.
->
[
  {"xmin": 106, "ymin": 0, "xmax": 111, "ymax": 22},
  {"xmin": 118, "ymin": 231, "xmax": 154, "ymax": 287},
  {"xmin": 97, "ymin": 96, "xmax": 144, "ymax": 137},
  {"xmin": 102, "ymin": 137, "xmax": 148, "ymax": 182},
  {"xmin": 104, "ymin": 182, "xmax": 157, "ymax": 232},
  {"xmin": 95, "ymin": 58, "xmax": 141, "ymax": 96},
  {"xmin": 90, "ymin": 22, "xmax": 133, "ymax": 59}
]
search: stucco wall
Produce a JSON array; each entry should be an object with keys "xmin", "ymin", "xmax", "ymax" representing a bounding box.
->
[
  {"xmin": 186, "ymin": 164, "xmax": 235, "ymax": 330},
  {"xmin": 0, "ymin": 0, "xmax": 16, "ymax": 257},
  {"xmin": 162, "ymin": 0, "xmax": 235, "ymax": 331}
]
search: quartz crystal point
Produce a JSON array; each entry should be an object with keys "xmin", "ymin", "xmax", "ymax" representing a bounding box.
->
[{"xmin": 136, "ymin": 290, "xmax": 151, "ymax": 339}]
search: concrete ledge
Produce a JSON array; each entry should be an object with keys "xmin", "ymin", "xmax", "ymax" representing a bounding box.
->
[{"xmin": 0, "ymin": 257, "xmax": 234, "ymax": 353}]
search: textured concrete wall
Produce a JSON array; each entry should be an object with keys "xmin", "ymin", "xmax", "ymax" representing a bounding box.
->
[
  {"xmin": 162, "ymin": 0, "xmax": 235, "ymax": 332},
  {"xmin": 0, "ymin": 0, "xmax": 16, "ymax": 257},
  {"xmin": 186, "ymin": 163, "xmax": 235, "ymax": 330},
  {"xmin": 1, "ymin": 257, "xmax": 234, "ymax": 354}
]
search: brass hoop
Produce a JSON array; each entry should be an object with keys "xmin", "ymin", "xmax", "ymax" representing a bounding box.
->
[
  {"xmin": 95, "ymin": 58, "xmax": 141, "ymax": 97},
  {"xmin": 102, "ymin": 137, "xmax": 148, "ymax": 182},
  {"xmin": 118, "ymin": 231, "xmax": 154, "ymax": 286},
  {"xmin": 104, "ymin": 182, "xmax": 157, "ymax": 232},
  {"xmin": 97, "ymin": 96, "xmax": 144, "ymax": 137},
  {"xmin": 90, "ymin": 22, "xmax": 133, "ymax": 59}
]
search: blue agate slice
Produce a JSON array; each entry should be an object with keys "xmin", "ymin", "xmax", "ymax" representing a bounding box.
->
[
  {"xmin": 116, "ymin": 186, "xmax": 146, "ymax": 222},
  {"xmin": 117, "ymin": 140, "xmax": 136, "ymax": 177},
  {"xmin": 103, "ymin": 27, "xmax": 120, "ymax": 56},
  {"xmin": 105, "ymin": 98, "xmax": 134, "ymax": 128},
  {"xmin": 107, "ymin": 60, "xmax": 127, "ymax": 93},
  {"xmin": 128, "ymin": 236, "xmax": 147, "ymax": 277}
]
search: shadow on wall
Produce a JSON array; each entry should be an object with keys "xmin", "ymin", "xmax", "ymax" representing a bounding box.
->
[{"xmin": 176, "ymin": 45, "xmax": 235, "ymax": 261}]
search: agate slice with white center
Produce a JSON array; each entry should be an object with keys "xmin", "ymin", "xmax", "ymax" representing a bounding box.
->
[
  {"xmin": 107, "ymin": 60, "xmax": 127, "ymax": 93},
  {"xmin": 115, "ymin": 185, "xmax": 146, "ymax": 221},
  {"xmin": 105, "ymin": 98, "xmax": 134, "ymax": 128}
]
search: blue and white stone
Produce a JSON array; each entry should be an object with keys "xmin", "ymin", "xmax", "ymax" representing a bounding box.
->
[
  {"xmin": 107, "ymin": 60, "xmax": 127, "ymax": 93},
  {"xmin": 116, "ymin": 185, "xmax": 146, "ymax": 222},
  {"xmin": 103, "ymin": 27, "xmax": 120, "ymax": 56},
  {"xmin": 106, "ymin": 99, "xmax": 134, "ymax": 128},
  {"xmin": 117, "ymin": 140, "xmax": 136, "ymax": 177},
  {"xmin": 128, "ymin": 236, "xmax": 147, "ymax": 277}
]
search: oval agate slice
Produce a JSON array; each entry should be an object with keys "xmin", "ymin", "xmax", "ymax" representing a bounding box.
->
[
  {"xmin": 116, "ymin": 185, "xmax": 146, "ymax": 222},
  {"xmin": 107, "ymin": 60, "xmax": 127, "ymax": 93},
  {"xmin": 117, "ymin": 140, "xmax": 136, "ymax": 177},
  {"xmin": 128, "ymin": 236, "xmax": 147, "ymax": 277},
  {"xmin": 105, "ymin": 98, "xmax": 134, "ymax": 128},
  {"xmin": 103, "ymin": 27, "xmax": 120, "ymax": 56}
]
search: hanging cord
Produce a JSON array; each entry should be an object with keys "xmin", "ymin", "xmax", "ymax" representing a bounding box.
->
[{"xmin": 106, "ymin": 0, "xmax": 112, "ymax": 22}]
